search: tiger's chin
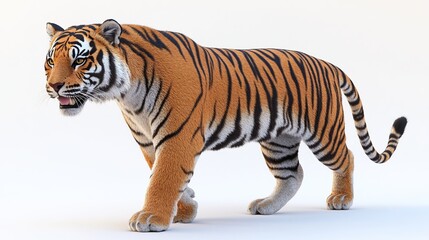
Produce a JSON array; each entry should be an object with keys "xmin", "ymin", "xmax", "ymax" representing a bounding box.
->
[
  {"xmin": 58, "ymin": 96, "xmax": 87, "ymax": 116},
  {"xmin": 60, "ymin": 105, "xmax": 85, "ymax": 116}
]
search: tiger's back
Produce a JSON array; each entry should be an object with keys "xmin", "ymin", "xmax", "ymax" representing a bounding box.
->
[
  {"xmin": 199, "ymin": 48, "xmax": 344, "ymax": 149},
  {"xmin": 44, "ymin": 20, "xmax": 407, "ymax": 232}
]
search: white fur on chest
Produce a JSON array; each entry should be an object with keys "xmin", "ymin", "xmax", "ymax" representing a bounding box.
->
[{"xmin": 117, "ymin": 79, "xmax": 161, "ymax": 143}]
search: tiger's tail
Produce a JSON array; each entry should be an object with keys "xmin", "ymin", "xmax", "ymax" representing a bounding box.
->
[{"xmin": 338, "ymin": 70, "xmax": 407, "ymax": 163}]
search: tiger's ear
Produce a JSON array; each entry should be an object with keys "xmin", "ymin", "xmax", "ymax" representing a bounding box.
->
[
  {"xmin": 99, "ymin": 19, "xmax": 122, "ymax": 46},
  {"xmin": 46, "ymin": 22, "xmax": 64, "ymax": 39}
]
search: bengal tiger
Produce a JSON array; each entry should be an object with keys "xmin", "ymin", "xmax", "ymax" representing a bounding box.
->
[{"xmin": 44, "ymin": 19, "xmax": 407, "ymax": 232}]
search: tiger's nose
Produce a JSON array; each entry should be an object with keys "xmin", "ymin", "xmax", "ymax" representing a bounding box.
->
[{"xmin": 49, "ymin": 82, "xmax": 65, "ymax": 92}]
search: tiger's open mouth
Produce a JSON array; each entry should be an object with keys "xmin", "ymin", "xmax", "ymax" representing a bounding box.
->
[{"xmin": 58, "ymin": 95, "xmax": 88, "ymax": 109}]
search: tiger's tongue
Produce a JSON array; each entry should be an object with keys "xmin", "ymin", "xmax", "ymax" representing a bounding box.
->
[{"xmin": 58, "ymin": 96, "xmax": 71, "ymax": 105}]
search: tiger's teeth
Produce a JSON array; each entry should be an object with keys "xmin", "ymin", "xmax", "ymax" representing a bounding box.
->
[
  {"xmin": 70, "ymin": 98, "xmax": 75, "ymax": 105},
  {"xmin": 58, "ymin": 96, "xmax": 71, "ymax": 105}
]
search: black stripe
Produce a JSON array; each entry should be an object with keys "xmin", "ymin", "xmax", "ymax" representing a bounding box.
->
[
  {"xmin": 172, "ymin": 33, "xmax": 204, "ymax": 84},
  {"xmin": 216, "ymin": 48, "xmax": 235, "ymax": 66},
  {"xmin": 358, "ymin": 132, "xmax": 369, "ymax": 141},
  {"xmin": 181, "ymin": 166, "xmax": 194, "ymax": 176},
  {"xmin": 389, "ymin": 133, "xmax": 399, "ymax": 139},
  {"xmin": 240, "ymin": 50, "xmax": 263, "ymax": 81},
  {"xmin": 263, "ymin": 141, "xmax": 300, "ymax": 150},
  {"xmin": 356, "ymin": 123, "xmax": 367, "ymax": 131},
  {"xmin": 274, "ymin": 175, "xmax": 296, "ymax": 181},
  {"xmin": 276, "ymin": 51, "xmax": 294, "ymax": 128},
  {"xmin": 121, "ymin": 38, "xmax": 154, "ymax": 60},
  {"xmin": 208, "ymin": 48, "xmax": 226, "ymax": 78},
  {"xmin": 263, "ymin": 151, "xmax": 298, "ymax": 165},
  {"xmin": 152, "ymin": 108, "xmax": 173, "ymax": 139},
  {"xmin": 134, "ymin": 138, "xmax": 152, "ymax": 148},
  {"xmin": 230, "ymin": 135, "xmax": 247, "ymax": 148},
  {"xmin": 150, "ymin": 85, "xmax": 172, "ymax": 125},
  {"xmin": 253, "ymin": 49, "xmax": 277, "ymax": 80},
  {"xmin": 262, "ymin": 67, "xmax": 278, "ymax": 136},
  {"xmin": 291, "ymin": 52, "xmax": 308, "ymax": 86},
  {"xmin": 353, "ymin": 109, "xmax": 365, "ymax": 121},
  {"xmin": 160, "ymin": 31, "xmax": 185, "ymax": 58},
  {"xmin": 86, "ymin": 51, "xmax": 105, "ymax": 85},
  {"xmin": 211, "ymin": 99, "xmax": 242, "ymax": 150},
  {"xmin": 229, "ymin": 50, "xmax": 252, "ymax": 112},
  {"xmin": 261, "ymin": 145, "xmax": 285, "ymax": 154},
  {"xmin": 155, "ymin": 90, "xmax": 203, "ymax": 151},
  {"xmin": 307, "ymin": 55, "xmax": 324, "ymax": 144},
  {"xmin": 192, "ymin": 41, "xmax": 207, "ymax": 81},
  {"xmin": 191, "ymin": 126, "xmax": 201, "ymax": 140},
  {"xmin": 149, "ymin": 30, "xmax": 171, "ymax": 52},
  {"xmin": 203, "ymin": 53, "xmax": 233, "ymax": 150},
  {"xmin": 268, "ymin": 163, "xmax": 299, "ymax": 172},
  {"xmin": 387, "ymin": 143, "xmax": 397, "ymax": 149},
  {"xmin": 381, "ymin": 150, "xmax": 392, "ymax": 160},
  {"xmin": 135, "ymin": 75, "xmax": 154, "ymax": 115},
  {"xmin": 99, "ymin": 51, "xmax": 116, "ymax": 92},
  {"xmin": 313, "ymin": 121, "xmax": 345, "ymax": 159},
  {"xmin": 344, "ymin": 89, "xmax": 354, "ymax": 98},
  {"xmin": 128, "ymin": 27, "xmax": 170, "ymax": 52},
  {"xmin": 148, "ymin": 81, "xmax": 163, "ymax": 115},
  {"xmin": 252, "ymin": 50, "xmax": 277, "ymax": 82},
  {"xmin": 329, "ymin": 150, "xmax": 349, "ymax": 171},
  {"xmin": 249, "ymin": 83, "xmax": 262, "ymax": 141},
  {"xmin": 362, "ymin": 142, "xmax": 373, "ymax": 151},
  {"xmin": 317, "ymin": 133, "xmax": 346, "ymax": 162},
  {"xmin": 287, "ymin": 60, "xmax": 303, "ymax": 131},
  {"xmin": 208, "ymin": 101, "xmax": 217, "ymax": 129},
  {"xmin": 255, "ymin": 66, "xmax": 273, "ymax": 137}
]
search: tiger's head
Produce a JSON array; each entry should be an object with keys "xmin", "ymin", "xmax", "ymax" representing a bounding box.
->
[{"xmin": 45, "ymin": 19, "xmax": 130, "ymax": 116}]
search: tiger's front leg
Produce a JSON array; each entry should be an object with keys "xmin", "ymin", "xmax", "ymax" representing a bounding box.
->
[{"xmin": 129, "ymin": 144, "xmax": 198, "ymax": 232}]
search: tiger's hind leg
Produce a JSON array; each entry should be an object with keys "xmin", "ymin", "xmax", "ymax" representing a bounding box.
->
[
  {"xmin": 173, "ymin": 187, "xmax": 198, "ymax": 223},
  {"xmin": 306, "ymin": 134, "xmax": 354, "ymax": 210},
  {"xmin": 249, "ymin": 135, "xmax": 303, "ymax": 215},
  {"xmin": 326, "ymin": 150, "xmax": 354, "ymax": 210}
]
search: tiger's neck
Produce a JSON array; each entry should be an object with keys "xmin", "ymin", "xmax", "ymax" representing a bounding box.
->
[
  {"xmin": 117, "ymin": 25, "xmax": 162, "ymax": 83},
  {"xmin": 115, "ymin": 25, "xmax": 163, "ymax": 114}
]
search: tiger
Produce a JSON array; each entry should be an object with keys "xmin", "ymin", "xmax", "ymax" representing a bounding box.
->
[{"xmin": 44, "ymin": 19, "xmax": 407, "ymax": 232}]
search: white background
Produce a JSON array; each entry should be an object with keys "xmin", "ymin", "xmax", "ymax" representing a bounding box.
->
[{"xmin": 0, "ymin": 0, "xmax": 428, "ymax": 239}]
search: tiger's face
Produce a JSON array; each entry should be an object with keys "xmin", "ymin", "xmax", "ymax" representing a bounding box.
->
[{"xmin": 45, "ymin": 20, "xmax": 130, "ymax": 116}]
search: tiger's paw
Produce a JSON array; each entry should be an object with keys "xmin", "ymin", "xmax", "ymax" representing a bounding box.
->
[
  {"xmin": 326, "ymin": 193, "xmax": 353, "ymax": 210},
  {"xmin": 248, "ymin": 197, "xmax": 280, "ymax": 215},
  {"xmin": 173, "ymin": 198, "xmax": 198, "ymax": 223},
  {"xmin": 174, "ymin": 188, "xmax": 198, "ymax": 223},
  {"xmin": 129, "ymin": 210, "xmax": 171, "ymax": 232}
]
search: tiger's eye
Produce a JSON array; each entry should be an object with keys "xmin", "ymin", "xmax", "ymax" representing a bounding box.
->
[
  {"xmin": 75, "ymin": 58, "xmax": 86, "ymax": 65},
  {"xmin": 47, "ymin": 58, "xmax": 54, "ymax": 66}
]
